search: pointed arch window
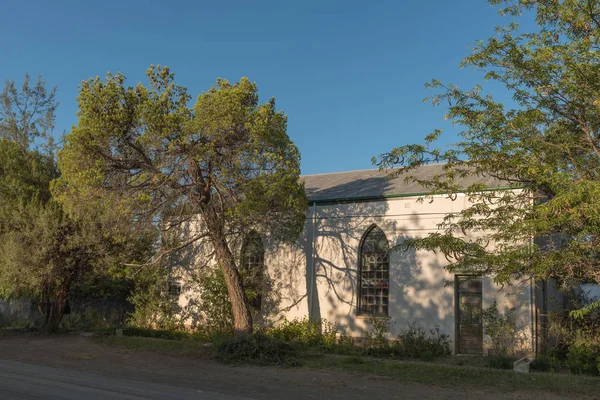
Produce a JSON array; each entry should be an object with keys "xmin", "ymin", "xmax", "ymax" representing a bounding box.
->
[
  {"xmin": 359, "ymin": 225, "xmax": 390, "ymax": 315},
  {"xmin": 240, "ymin": 231, "xmax": 265, "ymax": 311}
]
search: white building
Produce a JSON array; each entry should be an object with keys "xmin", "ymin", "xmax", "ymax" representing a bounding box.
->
[{"xmin": 178, "ymin": 164, "xmax": 548, "ymax": 355}]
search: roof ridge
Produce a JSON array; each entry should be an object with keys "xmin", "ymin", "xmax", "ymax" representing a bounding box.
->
[
  {"xmin": 301, "ymin": 162, "xmax": 448, "ymax": 178},
  {"xmin": 301, "ymin": 167, "xmax": 381, "ymax": 178}
]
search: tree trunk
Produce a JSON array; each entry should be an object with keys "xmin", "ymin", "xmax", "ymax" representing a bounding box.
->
[
  {"xmin": 42, "ymin": 289, "xmax": 51, "ymax": 328},
  {"xmin": 204, "ymin": 209, "xmax": 253, "ymax": 335},
  {"xmin": 46, "ymin": 285, "xmax": 69, "ymax": 333},
  {"xmin": 214, "ymin": 236, "xmax": 253, "ymax": 335}
]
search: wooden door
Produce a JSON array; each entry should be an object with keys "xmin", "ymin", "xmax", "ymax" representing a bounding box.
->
[{"xmin": 456, "ymin": 276, "xmax": 483, "ymax": 355}]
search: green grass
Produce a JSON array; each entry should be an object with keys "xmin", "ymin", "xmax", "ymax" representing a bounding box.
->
[
  {"xmin": 93, "ymin": 336, "xmax": 600, "ymax": 398},
  {"xmin": 93, "ymin": 336, "xmax": 213, "ymax": 357},
  {"xmin": 306, "ymin": 354, "xmax": 600, "ymax": 397}
]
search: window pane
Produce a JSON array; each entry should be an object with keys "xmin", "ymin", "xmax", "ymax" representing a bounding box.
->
[{"xmin": 359, "ymin": 225, "xmax": 389, "ymax": 316}]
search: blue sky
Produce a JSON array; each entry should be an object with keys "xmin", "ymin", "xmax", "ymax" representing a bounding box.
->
[{"xmin": 1, "ymin": 0, "xmax": 530, "ymax": 175}]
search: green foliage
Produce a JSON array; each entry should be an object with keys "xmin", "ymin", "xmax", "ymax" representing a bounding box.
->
[
  {"xmin": 482, "ymin": 300, "xmax": 526, "ymax": 357},
  {"xmin": 546, "ymin": 292, "xmax": 600, "ymax": 375},
  {"xmin": 123, "ymin": 326, "xmax": 203, "ymax": 341},
  {"xmin": 267, "ymin": 317, "xmax": 337, "ymax": 348},
  {"xmin": 0, "ymin": 139, "xmax": 56, "ymax": 227},
  {"xmin": 185, "ymin": 264, "xmax": 274, "ymax": 336},
  {"xmin": 62, "ymin": 307, "xmax": 125, "ymax": 332},
  {"xmin": 117, "ymin": 317, "xmax": 452, "ymax": 366},
  {"xmin": 0, "ymin": 73, "xmax": 150, "ymax": 332},
  {"xmin": 126, "ymin": 265, "xmax": 182, "ymax": 331},
  {"xmin": 194, "ymin": 266, "xmax": 234, "ymax": 335},
  {"xmin": 365, "ymin": 316, "xmax": 392, "ymax": 354},
  {"xmin": 487, "ymin": 355, "xmax": 514, "ymax": 370},
  {"xmin": 215, "ymin": 332, "xmax": 299, "ymax": 366},
  {"xmin": 530, "ymin": 354, "xmax": 562, "ymax": 373},
  {"xmin": 394, "ymin": 323, "xmax": 452, "ymax": 360},
  {"xmin": 0, "ymin": 73, "xmax": 58, "ymax": 153},
  {"xmin": 377, "ymin": 0, "xmax": 600, "ymax": 309},
  {"xmin": 548, "ymin": 291, "xmax": 600, "ymax": 366},
  {"xmin": 362, "ymin": 318, "xmax": 451, "ymax": 360},
  {"xmin": 0, "ymin": 313, "xmax": 36, "ymax": 331},
  {"xmin": 0, "ymin": 194, "xmax": 119, "ymax": 331},
  {"xmin": 566, "ymin": 342, "xmax": 600, "ymax": 375},
  {"xmin": 56, "ymin": 66, "xmax": 307, "ymax": 333}
]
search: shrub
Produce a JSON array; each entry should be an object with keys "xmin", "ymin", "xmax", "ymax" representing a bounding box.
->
[
  {"xmin": 215, "ymin": 332, "xmax": 299, "ymax": 365},
  {"xmin": 530, "ymin": 354, "xmax": 562, "ymax": 372},
  {"xmin": 62, "ymin": 307, "xmax": 124, "ymax": 332},
  {"xmin": 487, "ymin": 355, "xmax": 514, "ymax": 370},
  {"xmin": 266, "ymin": 317, "xmax": 340, "ymax": 350},
  {"xmin": 547, "ymin": 290, "xmax": 600, "ymax": 375},
  {"xmin": 194, "ymin": 266, "xmax": 234, "ymax": 335},
  {"xmin": 482, "ymin": 300, "xmax": 526, "ymax": 357},
  {"xmin": 394, "ymin": 322, "xmax": 451, "ymax": 360},
  {"xmin": 268, "ymin": 317, "xmax": 322, "ymax": 346},
  {"xmin": 548, "ymin": 289, "xmax": 600, "ymax": 359},
  {"xmin": 363, "ymin": 316, "xmax": 393, "ymax": 356},
  {"xmin": 126, "ymin": 265, "xmax": 183, "ymax": 330},
  {"xmin": 333, "ymin": 326, "xmax": 356, "ymax": 354},
  {"xmin": 566, "ymin": 341, "xmax": 600, "ymax": 375}
]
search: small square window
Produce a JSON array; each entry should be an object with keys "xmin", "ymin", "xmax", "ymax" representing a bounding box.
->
[{"xmin": 168, "ymin": 281, "xmax": 181, "ymax": 298}]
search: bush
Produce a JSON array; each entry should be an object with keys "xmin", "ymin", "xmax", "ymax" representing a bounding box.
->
[
  {"xmin": 266, "ymin": 317, "xmax": 339, "ymax": 350},
  {"xmin": 547, "ymin": 290, "xmax": 600, "ymax": 375},
  {"xmin": 126, "ymin": 265, "xmax": 183, "ymax": 331},
  {"xmin": 215, "ymin": 332, "xmax": 299, "ymax": 365},
  {"xmin": 267, "ymin": 317, "xmax": 323, "ymax": 346},
  {"xmin": 487, "ymin": 355, "xmax": 514, "ymax": 370},
  {"xmin": 193, "ymin": 266, "xmax": 234, "ymax": 335},
  {"xmin": 365, "ymin": 317, "xmax": 392, "ymax": 355},
  {"xmin": 548, "ymin": 290, "xmax": 600, "ymax": 359},
  {"xmin": 530, "ymin": 354, "xmax": 562, "ymax": 372},
  {"xmin": 394, "ymin": 323, "xmax": 451, "ymax": 360},
  {"xmin": 482, "ymin": 300, "xmax": 526, "ymax": 357},
  {"xmin": 566, "ymin": 341, "xmax": 600, "ymax": 375},
  {"xmin": 333, "ymin": 327, "xmax": 356, "ymax": 354}
]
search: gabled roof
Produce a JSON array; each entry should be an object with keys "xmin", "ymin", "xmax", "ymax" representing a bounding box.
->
[{"xmin": 302, "ymin": 163, "xmax": 505, "ymax": 203}]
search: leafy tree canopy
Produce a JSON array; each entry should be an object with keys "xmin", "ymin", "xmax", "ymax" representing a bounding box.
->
[
  {"xmin": 0, "ymin": 139, "xmax": 56, "ymax": 231},
  {"xmin": 0, "ymin": 74, "xmax": 149, "ymax": 331},
  {"xmin": 377, "ymin": 0, "xmax": 600, "ymax": 315},
  {"xmin": 0, "ymin": 73, "xmax": 58, "ymax": 154},
  {"xmin": 56, "ymin": 66, "xmax": 307, "ymax": 333}
]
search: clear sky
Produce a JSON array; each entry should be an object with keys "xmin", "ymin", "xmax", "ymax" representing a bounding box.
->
[{"xmin": 1, "ymin": 0, "xmax": 529, "ymax": 175}]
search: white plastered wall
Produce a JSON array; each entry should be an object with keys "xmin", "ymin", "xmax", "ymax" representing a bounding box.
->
[
  {"xmin": 264, "ymin": 194, "xmax": 534, "ymax": 354},
  {"xmin": 174, "ymin": 193, "xmax": 534, "ymax": 354}
]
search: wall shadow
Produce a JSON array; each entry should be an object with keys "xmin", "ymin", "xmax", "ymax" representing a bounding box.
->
[{"xmin": 264, "ymin": 177, "xmax": 456, "ymax": 340}]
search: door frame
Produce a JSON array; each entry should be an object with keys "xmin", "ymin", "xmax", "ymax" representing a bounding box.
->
[{"xmin": 454, "ymin": 274, "xmax": 483, "ymax": 355}]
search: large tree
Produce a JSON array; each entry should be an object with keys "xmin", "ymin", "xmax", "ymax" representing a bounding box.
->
[
  {"xmin": 56, "ymin": 66, "xmax": 307, "ymax": 334},
  {"xmin": 0, "ymin": 75, "xmax": 146, "ymax": 332},
  {"xmin": 378, "ymin": 0, "xmax": 600, "ymax": 315}
]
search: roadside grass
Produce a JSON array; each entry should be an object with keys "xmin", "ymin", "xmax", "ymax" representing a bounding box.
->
[
  {"xmin": 92, "ymin": 336, "xmax": 600, "ymax": 397},
  {"xmin": 93, "ymin": 336, "xmax": 212, "ymax": 357},
  {"xmin": 306, "ymin": 354, "xmax": 600, "ymax": 397}
]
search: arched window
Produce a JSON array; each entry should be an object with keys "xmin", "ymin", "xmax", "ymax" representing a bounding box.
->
[
  {"xmin": 240, "ymin": 231, "xmax": 265, "ymax": 311},
  {"xmin": 358, "ymin": 225, "xmax": 390, "ymax": 315}
]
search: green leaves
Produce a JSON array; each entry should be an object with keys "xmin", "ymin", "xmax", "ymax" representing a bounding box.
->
[
  {"xmin": 57, "ymin": 67, "xmax": 307, "ymax": 332},
  {"xmin": 0, "ymin": 73, "xmax": 58, "ymax": 154},
  {"xmin": 377, "ymin": 0, "xmax": 600, "ymax": 296}
]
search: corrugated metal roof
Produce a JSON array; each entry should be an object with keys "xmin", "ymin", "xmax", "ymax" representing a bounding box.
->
[{"xmin": 302, "ymin": 163, "xmax": 504, "ymax": 203}]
